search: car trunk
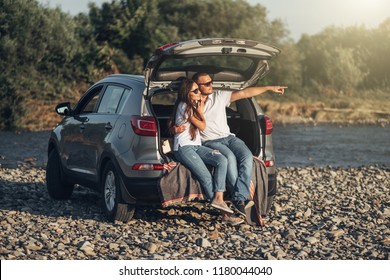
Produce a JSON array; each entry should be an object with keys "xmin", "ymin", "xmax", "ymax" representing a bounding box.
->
[
  {"xmin": 143, "ymin": 38, "xmax": 280, "ymax": 162},
  {"xmin": 148, "ymin": 88, "xmax": 264, "ymax": 162}
]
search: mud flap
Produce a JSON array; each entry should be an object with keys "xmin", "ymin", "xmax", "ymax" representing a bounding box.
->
[{"xmin": 119, "ymin": 177, "xmax": 137, "ymax": 204}]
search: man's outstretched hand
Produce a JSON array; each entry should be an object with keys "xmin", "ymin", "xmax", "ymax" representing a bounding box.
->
[{"xmin": 271, "ymin": 86, "xmax": 288, "ymax": 95}]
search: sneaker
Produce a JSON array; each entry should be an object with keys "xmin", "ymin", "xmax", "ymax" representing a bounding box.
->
[
  {"xmin": 232, "ymin": 200, "xmax": 246, "ymax": 217},
  {"xmin": 211, "ymin": 200, "xmax": 234, "ymax": 214},
  {"xmin": 245, "ymin": 200, "xmax": 254, "ymax": 208},
  {"xmin": 232, "ymin": 200, "xmax": 254, "ymax": 217},
  {"xmin": 222, "ymin": 215, "xmax": 244, "ymax": 226}
]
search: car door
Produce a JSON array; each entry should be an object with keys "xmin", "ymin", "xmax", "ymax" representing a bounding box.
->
[
  {"xmin": 60, "ymin": 85, "xmax": 104, "ymax": 175},
  {"xmin": 80, "ymin": 84, "xmax": 129, "ymax": 177}
]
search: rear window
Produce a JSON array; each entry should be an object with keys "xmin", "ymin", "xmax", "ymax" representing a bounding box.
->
[
  {"xmin": 159, "ymin": 55, "xmax": 254, "ymax": 72},
  {"xmin": 98, "ymin": 85, "xmax": 129, "ymax": 114},
  {"xmin": 154, "ymin": 55, "xmax": 257, "ymax": 82}
]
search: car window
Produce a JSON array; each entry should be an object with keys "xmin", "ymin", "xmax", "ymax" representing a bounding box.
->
[
  {"xmin": 116, "ymin": 88, "xmax": 131, "ymax": 113},
  {"xmin": 160, "ymin": 56, "xmax": 253, "ymax": 71},
  {"xmin": 151, "ymin": 91, "xmax": 177, "ymax": 105},
  {"xmin": 79, "ymin": 86, "xmax": 104, "ymax": 114},
  {"xmin": 97, "ymin": 85, "xmax": 126, "ymax": 114},
  {"xmin": 229, "ymin": 102, "xmax": 237, "ymax": 111}
]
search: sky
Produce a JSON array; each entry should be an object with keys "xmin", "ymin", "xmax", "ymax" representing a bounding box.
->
[{"xmin": 38, "ymin": 0, "xmax": 390, "ymax": 41}]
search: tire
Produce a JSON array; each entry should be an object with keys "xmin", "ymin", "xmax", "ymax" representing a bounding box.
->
[
  {"xmin": 101, "ymin": 161, "xmax": 135, "ymax": 222},
  {"xmin": 46, "ymin": 149, "xmax": 74, "ymax": 200}
]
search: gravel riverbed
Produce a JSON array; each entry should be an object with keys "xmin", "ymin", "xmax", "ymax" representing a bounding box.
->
[{"xmin": 0, "ymin": 164, "xmax": 388, "ymax": 260}]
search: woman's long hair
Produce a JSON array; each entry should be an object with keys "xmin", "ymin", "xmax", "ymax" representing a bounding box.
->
[{"xmin": 169, "ymin": 79, "xmax": 203, "ymax": 140}]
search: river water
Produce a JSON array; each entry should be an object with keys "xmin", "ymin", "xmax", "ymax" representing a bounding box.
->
[
  {"xmin": 0, "ymin": 124, "xmax": 389, "ymax": 168},
  {"xmin": 273, "ymin": 124, "xmax": 390, "ymax": 167}
]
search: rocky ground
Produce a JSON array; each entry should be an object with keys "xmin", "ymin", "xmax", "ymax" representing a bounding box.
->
[{"xmin": 0, "ymin": 164, "xmax": 388, "ymax": 260}]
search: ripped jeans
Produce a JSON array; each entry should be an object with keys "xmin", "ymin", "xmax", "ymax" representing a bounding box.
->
[
  {"xmin": 173, "ymin": 145, "xmax": 228, "ymax": 200},
  {"xmin": 203, "ymin": 135, "xmax": 253, "ymax": 202}
]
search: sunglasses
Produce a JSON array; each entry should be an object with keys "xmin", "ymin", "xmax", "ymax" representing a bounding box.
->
[
  {"xmin": 191, "ymin": 88, "xmax": 200, "ymax": 94},
  {"xmin": 198, "ymin": 80, "xmax": 213, "ymax": 87}
]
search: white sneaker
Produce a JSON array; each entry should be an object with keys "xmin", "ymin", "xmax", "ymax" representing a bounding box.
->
[
  {"xmin": 211, "ymin": 200, "xmax": 234, "ymax": 214},
  {"xmin": 222, "ymin": 215, "xmax": 244, "ymax": 226}
]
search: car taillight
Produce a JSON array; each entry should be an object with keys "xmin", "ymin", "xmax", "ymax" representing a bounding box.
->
[
  {"xmin": 132, "ymin": 164, "xmax": 164, "ymax": 170},
  {"xmin": 131, "ymin": 116, "xmax": 157, "ymax": 136},
  {"xmin": 265, "ymin": 115, "xmax": 273, "ymax": 135},
  {"xmin": 156, "ymin": 42, "xmax": 179, "ymax": 53},
  {"xmin": 264, "ymin": 160, "xmax": 275, "ymax": 167}
]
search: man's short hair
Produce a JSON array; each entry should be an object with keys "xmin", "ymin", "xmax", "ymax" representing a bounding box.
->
[{"xmin": 192, "ymin": 72, "xmax": 209, "ymax": 83}]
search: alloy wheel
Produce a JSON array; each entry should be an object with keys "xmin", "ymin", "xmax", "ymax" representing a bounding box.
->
[{"xmin": 104, "ymin": 170, "xmax": 116, "ymax": 212}]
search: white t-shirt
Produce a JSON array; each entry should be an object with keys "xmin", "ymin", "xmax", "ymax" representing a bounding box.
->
[
  {"xmin": 173, "ymin": 102, "xmax": 201, "ymax": 151},
  {"xmin": 200, "ymin": 90, "xmax": 233, "ymax": 142}
]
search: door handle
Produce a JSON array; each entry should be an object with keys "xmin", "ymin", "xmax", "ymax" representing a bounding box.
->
[{"xmin": 105, "ymin": 122, "xmax": 113, "ymax": 131}]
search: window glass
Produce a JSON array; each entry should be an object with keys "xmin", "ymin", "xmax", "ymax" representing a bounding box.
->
[
  {"xmin": 228, "ymin": 101, "xmax": 237, "ymax": 111},
  {"xmin": 80, "ymin": 86, "xmax": 104, "ymax": 114},
  {"xmin": 97, "ymin": 85, "xmax": 125, "ymax": 114},
  {"xmin": 159, "ymin": 56, "xmax": 253, "ymax": 72},
  {"xmin": 116, "ymin": 88, "xmax": 131, "ymax": 113},
  {"xmin": 151, "ymin": 91, "xmax": 177, "ymax": 105}
]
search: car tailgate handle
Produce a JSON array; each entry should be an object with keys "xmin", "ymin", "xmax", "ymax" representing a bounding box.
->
[{"xmin": 105, "ymin": 122, "xmax": 113, "ymax": 131}]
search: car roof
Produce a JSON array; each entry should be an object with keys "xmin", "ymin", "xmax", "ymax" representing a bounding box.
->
[{"xmin": 98, "ymin": 74, "xmax": 145, "ymax": 87}]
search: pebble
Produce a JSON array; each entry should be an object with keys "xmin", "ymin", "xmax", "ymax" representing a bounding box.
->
[
  {"xmin": 329, "ymin": 229, "xmax": 345, "ymax": 239},
  {"xmin": 195, "ymin": 238, "xmax": 211, "ymax": 248},
  {"xmin": 0, "ymin": 165, "xmax": 388, "ymax": 260}
]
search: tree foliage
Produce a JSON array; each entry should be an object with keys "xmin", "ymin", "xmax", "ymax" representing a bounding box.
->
[
  {"xmin": 298, "ymin": 25, "xmax": 390, "ymax": 94},
  {"xmin": 0, "ymin": 0, "xmax": 389, "ymax": 130},
  {"xmin": 0, "ymin": 0, "xmax": 82, "ymax": 129}
]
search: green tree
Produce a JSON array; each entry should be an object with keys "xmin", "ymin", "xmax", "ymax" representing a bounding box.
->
[
  {"xmin": 324, "ymin": 46, "xmax": 367, "ymax": 93},
  {"xmin": 89, "ymin": 0, "xmax": 176, "ymax": 73},
  {"xmin": 88, "ymin": 0, "xmax": 290, "ymax": 78},
  {"xmin": 298, "ymin": 27, "xmax": 369, "ymax": 94},
  {"xmin": 0, "ymin": 0, "xmax": 103, "ymax": 129},
  {"xmin": 263, "ymin": 40, "xmax": 302, "ymax": 89},
  {"xmin": 364, "ymin": 19, "xmax": 390, "ymax": 88},
  {"xmin": 157, "ymin": 0, "xmax": 287, "ymax": 43}
]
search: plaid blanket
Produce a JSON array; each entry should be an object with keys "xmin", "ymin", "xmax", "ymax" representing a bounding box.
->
[
  {"xmin": 158, "ymin": 157, "xmax": 269, "ymax": 226},
  {"xmin": 158, "ymin": 161, "xmax": 207, "ymax": 207},
  {"xmin": 247, "ymin": 157, "xmax": 269, "ymax": 226}
]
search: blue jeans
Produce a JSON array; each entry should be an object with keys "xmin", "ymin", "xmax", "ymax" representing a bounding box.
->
[
  {"xmin": 173, "ymin": 145, "xmax": 228, "ymax": 200},
  {"xmin": 203, "ymin": 135, "xmax": 253, "ymax": 202}
]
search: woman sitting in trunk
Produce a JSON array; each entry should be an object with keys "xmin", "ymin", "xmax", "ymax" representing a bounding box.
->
[{"xmin": 169, "ymin": 79, "xmax": 233, "ymax": 215}]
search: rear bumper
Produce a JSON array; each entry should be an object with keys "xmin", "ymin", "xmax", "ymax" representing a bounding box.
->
[
  {"xmin": 110, "ymin": 154, "xmax": 162, "ymax": 204},
  {"xmin": 119, "ymin": 165, "xmax": 277, "ymax": 205},
  {"xmin": 121, "ymin": 177, "xmax": 161, "ymax": 204}
]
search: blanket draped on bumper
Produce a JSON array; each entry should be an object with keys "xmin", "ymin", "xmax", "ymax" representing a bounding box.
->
[{"xmin": 158, "ymin": 157, "xmax": 269, "ymax": 226}]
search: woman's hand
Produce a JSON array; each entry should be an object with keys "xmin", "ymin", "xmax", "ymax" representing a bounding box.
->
[
  {"xmin": 197, "ymin": 99, "xmax": 205, "ymax": 113},
  {"xmin": 174, "ymin": 124, "xmax": 186, "ymax": 134}
]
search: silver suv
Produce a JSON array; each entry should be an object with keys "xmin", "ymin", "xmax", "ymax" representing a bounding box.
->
[{"xmin": 46, "ymin": 38, "xmax": 280, "ymax": 222}]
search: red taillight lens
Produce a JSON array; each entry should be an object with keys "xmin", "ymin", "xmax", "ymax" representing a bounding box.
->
[
  {"xmin": 264, "ymin": 160, "xmax": 275, "ymax": 167},
  {"xmin": 131, "ymin": 116, "xmax": 157, "ymax": 136},
  {"xmin": 265, "ymin": 115, "xmax": 273, "ymax": 135},
  {"xmin": 132, "ymin": 164, "xmax": 164, "ymax": 170},
  {"xmin": 156, "ymin": 42, "xmax": 179, "ymax": 52}
]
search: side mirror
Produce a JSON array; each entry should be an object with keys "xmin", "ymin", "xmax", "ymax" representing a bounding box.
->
[{"xmin": 55, "ymin": 102, "xmax": 72, "ymax": 116}]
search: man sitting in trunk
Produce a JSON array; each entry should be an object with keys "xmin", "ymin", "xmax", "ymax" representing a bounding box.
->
[{"xmin": 183, "ymin": 72, "xmax": 286, "ymax": 217}]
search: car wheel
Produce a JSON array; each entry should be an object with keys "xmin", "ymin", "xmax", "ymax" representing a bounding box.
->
[
  {"xmin": 101, "ymin": 161, "xmax": 135, "ymax": 222},
  {"xmin": 46, "ymin": 149, "xmax": 74, "ymax": 200}
]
